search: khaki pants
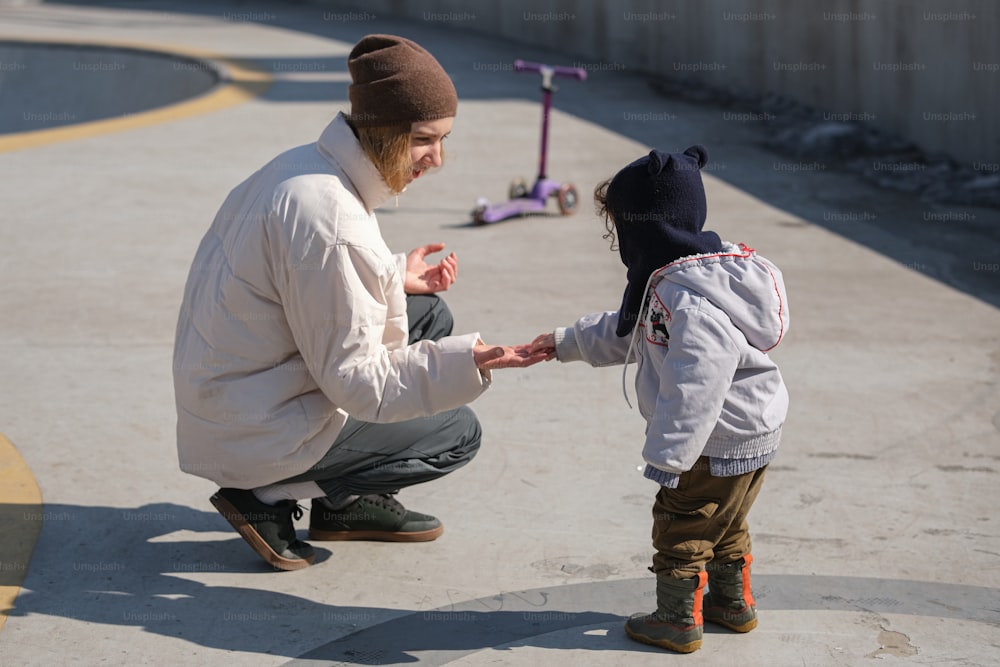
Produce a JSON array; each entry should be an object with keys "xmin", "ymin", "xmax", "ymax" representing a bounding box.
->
[{"xmin": 651, "ymin": 456, "xmax": 768, "ymax": 579}]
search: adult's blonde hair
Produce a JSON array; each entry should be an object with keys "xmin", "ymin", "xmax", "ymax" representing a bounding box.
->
[
  {"xmin": 352, "ymin": 122, "xmax": 410, "ymax": 193},
  {"xmin": 349, "ymin": 120, "xmax": 444, "ymax": 194}
]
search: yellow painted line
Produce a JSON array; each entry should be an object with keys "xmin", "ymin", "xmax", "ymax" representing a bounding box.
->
[
  {"xmin": 0, "ymin": 433, "xmax": 43, "ymax": 632},
  {"xmin": 0, "ymin": 37, "xmax": 274, "ymax": 154}
]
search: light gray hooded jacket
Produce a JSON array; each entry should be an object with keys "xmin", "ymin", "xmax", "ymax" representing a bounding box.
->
[{"xmin": 554, "ymin": 243, "xmax": 789, "ymax": 487}]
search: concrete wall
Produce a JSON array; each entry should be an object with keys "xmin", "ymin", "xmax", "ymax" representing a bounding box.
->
[{"xmin": 330, "ymin": 0, "xmax": 998, "ymax": 168}]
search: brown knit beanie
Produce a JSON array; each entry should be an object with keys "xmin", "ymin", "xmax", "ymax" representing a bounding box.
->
[{"xmin": 347, "ymin": 34, "xmax": 458, "ymax": 128}]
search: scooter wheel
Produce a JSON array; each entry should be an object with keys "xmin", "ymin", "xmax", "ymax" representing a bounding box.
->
[
  {"xmin": 472, "ymin": 205, "xmax": 488, "ymax": 225},
  {"xmin": 557, "ymin": 183, "xmax": 579, "ymax": 215},
  {"xmin": 508, "ymin": 178, "xmax": 529, "ymax": 199}
]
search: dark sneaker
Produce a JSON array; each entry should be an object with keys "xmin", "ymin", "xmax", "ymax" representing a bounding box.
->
[
  {"xmin": 309, "ymin": 494, "xmax": 443, "ymax": 542},
  {"xmin": 210, "ymin": 488, "xmax": 315, "ymax": 571}
]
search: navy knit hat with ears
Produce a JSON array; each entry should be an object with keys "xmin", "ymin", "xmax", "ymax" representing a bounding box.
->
[{"xmin": 608, "ymin": 145, "xmax": 723, "ymax": 337}]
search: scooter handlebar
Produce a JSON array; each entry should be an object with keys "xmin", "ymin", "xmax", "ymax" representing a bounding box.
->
[{"xmin": 513, "ymin": 59, "xmax": 587, "ymax": 81}]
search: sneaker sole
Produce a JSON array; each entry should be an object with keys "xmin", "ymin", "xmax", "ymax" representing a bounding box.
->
[
  {"xmin": 308, "ymin": 524, "xmax": 444, "ymax": 542},
  {"xmin": 210, "ymin": 492, "xmax": 315, "ymax": 571}
]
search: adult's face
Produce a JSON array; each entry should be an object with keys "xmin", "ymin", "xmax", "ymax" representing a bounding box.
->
[{"xmin": 407, "ymin": 117, "xmax": 453, "ymax": 183}]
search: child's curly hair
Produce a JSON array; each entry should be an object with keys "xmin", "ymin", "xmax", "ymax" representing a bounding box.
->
[{"xmin": 594, "ymin": 178, "xmax": 618, "ymax": 250}]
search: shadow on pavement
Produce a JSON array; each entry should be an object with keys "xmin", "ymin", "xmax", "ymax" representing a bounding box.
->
[
  {"xmin": 6, "ymin": 501, "xmax": 999, "ymax": 661},
  {"xmin": 2, "ymin": 502, "xmax": 628, "ymax": 660}
]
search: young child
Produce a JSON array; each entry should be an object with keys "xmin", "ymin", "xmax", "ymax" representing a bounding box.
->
[{"xmin": 530, "ymin": 145, "xmax": 789, "ymax": 653}]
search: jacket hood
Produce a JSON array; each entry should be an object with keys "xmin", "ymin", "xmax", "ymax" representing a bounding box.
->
[
  {"xmin": 316, "ymin": 112, "xmax": 395, "ymax": 213},
  {"xmin": 653, "ymin": 243, "xmax": 788, "ymax": 352}
]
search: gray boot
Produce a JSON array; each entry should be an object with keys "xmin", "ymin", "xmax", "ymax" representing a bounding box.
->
[
  {"xmin": 704, "ymin": 554, "xmax": 758, "ymax": 632},
  {"xmin": 625, "ymin": 571, "xmax": 707, "ymax": 653}
]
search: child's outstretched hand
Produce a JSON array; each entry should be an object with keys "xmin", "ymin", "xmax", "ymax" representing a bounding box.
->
[{"xmin": 528, "ymin": 333, "xmax": 558, "ymax": 361}]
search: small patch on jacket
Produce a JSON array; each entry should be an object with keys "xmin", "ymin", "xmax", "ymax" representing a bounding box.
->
[{"xmin": 642, "ymin": 292, "xmax": 670, "ymax": 347}]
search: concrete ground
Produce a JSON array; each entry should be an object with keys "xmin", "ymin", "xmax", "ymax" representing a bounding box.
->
[{"xmin": 1, "ymin": 1, "xmax": 998, "ymax": 665}]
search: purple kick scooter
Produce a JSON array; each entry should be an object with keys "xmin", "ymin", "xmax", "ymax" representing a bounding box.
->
[{"xmin": 472, "ymin": 59, "xmax": 587, "ymax": 225}]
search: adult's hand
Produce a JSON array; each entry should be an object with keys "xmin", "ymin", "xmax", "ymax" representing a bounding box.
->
[
  {"xmin": 474, "ymin": 344, "xmax": 551, "ymax": 370},
  {"xmin": 404, "ymin": 243, "xmax": 458, "ymax": 294}
]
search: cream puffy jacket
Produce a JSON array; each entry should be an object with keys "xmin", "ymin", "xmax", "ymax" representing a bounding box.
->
[{"xmin": 173, "ymin": 113, "xmax": 489, "ymax": 489}]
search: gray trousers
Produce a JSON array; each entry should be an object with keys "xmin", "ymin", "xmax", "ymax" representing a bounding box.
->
[{"xmin": 277, "ymin": 294, "xmax": 482, "ymax": 505}]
